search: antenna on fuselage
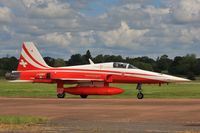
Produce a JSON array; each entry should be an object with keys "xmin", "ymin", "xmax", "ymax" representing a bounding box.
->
[{"xmin": 89, "ymin": 58, "xmax": 94, "ymax": 64}]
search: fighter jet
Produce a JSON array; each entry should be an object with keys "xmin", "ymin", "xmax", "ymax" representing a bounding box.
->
[{"xmin": 6, "ymin": 42, "xmax": 190, "ymax": 99}]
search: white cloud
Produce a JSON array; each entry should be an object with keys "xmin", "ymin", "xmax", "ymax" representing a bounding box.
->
[
  {"xmin": 53, "ymin": 19, "xmax": 80, "ymax": 29},
  {"xmin": 0, "ymin": 0, "xmax": 200, "ymax": 58},
  {"xmin": 123, "ymin": 4, "xmax": 141, "ymax": 10},
  {"xmin": 2, "ymin": 25, "xmax": 10, "ymax": 33},
  {"xmin": 22, "ymin": 0, "xmax": 44, "ymax": 8},
  {"xmin": 40, "ymin": 32, "xmax": 72, "ymax": 46},
  {"xmin": 171, "ymin": 0, "xmax": 200, "ymax": 23},
  {"xmin": 144, "ymin": 6, "xmax": 169, "ymax": 15},
  {"xmin": 22, "ymin": 0, "xmax": 73, "ymax": 18},
  {"xmin": 0, "ymin": 6, "xmax": 13, "ymax": 23},
  {"xmin": 178, "ymin": 28, "xmax": 200, "ymax": 44},
  {"xmin": 40, "ymin": 30, "xmax": 96, "ymax": 47},
  {"xmin": 98, "ymin": 21, "xmax": 148, "ymax": 48},
  {"xmin": 79, "ymin": 30, "xmax": 96, "ymax": 45}
]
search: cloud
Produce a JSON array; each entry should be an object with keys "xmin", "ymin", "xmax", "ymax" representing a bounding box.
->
[
  {"xmin": 0, "ymin": 0, "xmax": 200, "ymax": 58},
  {"xmin": 78, "ymin": 31, "xmax": 96, "ymax": 45},
  {"xmin": 144, "ymin": 6, "xmax": 169, "ymax": 15},
  {"xmin": 0, "ymin": 6, "xmax": 13, "ymax": 23},
  {"xmin": 22, "ymin": 0, "xmax": 75, "ymax": 18},
  {"xmin": 39, "ymin": 30, "xmax": 96, "ymax": 48},
  {"xmin": 98, "ymin": 21, "xmax": 148, "ymax": 48},
  {"xmin": 171, "ymin": 0, "xmax": 200, "ymax": 23},
  {"xmin": 178, "ymin": 28, "xmax": 200, "ymax": 44},
  {"xmin": 0, "ymin": 49, "xmax": 18, "ymax": 57},
  {"xmin": 40, "ymin": 32, "xmax": 72, "ymax": 46}
]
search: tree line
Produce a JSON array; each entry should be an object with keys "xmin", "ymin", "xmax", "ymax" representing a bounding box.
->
[{"xmin": 0, "ymin": 50, "xmax": 200, "ymax": 80}]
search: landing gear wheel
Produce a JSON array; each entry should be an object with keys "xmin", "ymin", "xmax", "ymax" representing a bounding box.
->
[
  {"xmin": 57, "ymin": 93, "xmax": 65, "ymax": 98},
  {"xmin": 137, "ymin": 93, "xmax": 144, "ymax": 99},
  {"xmin": 80, "ymin": 95, "xmax": 88, "ymax": 99}
]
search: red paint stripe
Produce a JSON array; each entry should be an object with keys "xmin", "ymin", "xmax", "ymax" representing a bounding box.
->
[
  {"xmin": 47, "ymin": 68, "xmax": 154, "ymax": 76},
  {"xmin": 20, "ymin": 70, "xmax": 165, "ymax": 83},
  {"xmin": 20, "ymin": 68, "xmax": 156, "ymax": 77},
  {"xmin": 22, "ymin": 43, "xmax": 47, "ymax": 68}
]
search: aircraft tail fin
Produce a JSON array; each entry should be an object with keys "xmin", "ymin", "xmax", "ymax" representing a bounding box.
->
[{"xmin": 17, "ymin": 42, "xmax": 50, "ymax": 71}]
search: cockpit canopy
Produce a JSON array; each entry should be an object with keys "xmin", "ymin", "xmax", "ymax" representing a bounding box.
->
[{"xmin": 113, "ymin": 62, "xmax": 137, "ymax": 69}]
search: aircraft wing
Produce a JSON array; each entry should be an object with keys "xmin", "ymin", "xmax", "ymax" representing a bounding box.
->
[{"xmin": 9, "ymin": 78, "xmax": 104, "ymax": 83}]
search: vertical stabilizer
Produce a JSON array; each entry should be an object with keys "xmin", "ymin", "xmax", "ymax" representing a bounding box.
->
[{"xmin": 17, "ymin": 42, "xmax": 49, "ymax": 71}]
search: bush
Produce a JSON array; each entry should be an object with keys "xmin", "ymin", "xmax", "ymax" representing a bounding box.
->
[{"xmin": 187, "ymin": 72, "xmax": 196, "ymax": 80}]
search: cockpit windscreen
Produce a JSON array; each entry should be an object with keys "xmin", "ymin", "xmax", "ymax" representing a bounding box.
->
[{"xmin": 113, "ymin": 62, "xmax": 137, "ymax": 69}]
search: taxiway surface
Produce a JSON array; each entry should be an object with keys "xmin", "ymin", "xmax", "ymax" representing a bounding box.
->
[{"xmin": 0, "ymin": 98, "xmax": 200, "ymax": 133}]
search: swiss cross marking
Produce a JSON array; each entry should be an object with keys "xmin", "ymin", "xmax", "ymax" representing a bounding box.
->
[{"xmin": 19, "ymin": 59, "xmax": 27, "ymax": 68}]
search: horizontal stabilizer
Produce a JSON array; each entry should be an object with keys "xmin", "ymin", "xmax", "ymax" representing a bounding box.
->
[{"xmin": 9, "ymin": 80, "xmax": 33, "ymax": 83}]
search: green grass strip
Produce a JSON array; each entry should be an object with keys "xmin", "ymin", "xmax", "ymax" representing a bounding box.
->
[
  {"xmin": 0, "ymin": 79, "xmax": 200, "ymax": 98},
  {"xmin": 0, "ymin": 115, "xmax": 47, "ymax": 125}
]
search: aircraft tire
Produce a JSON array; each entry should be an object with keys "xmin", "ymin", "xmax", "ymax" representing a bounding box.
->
[
  {"xmin": 137, "ymin": 93, "xmax": 144, "ymax": 99},
  {"xmin": 80, "ymin": 95, "xmax": 88, "ymax": 99},
  {"xmin": 57, "ymin": 93, "xmax": 65, "ymax": 98}
]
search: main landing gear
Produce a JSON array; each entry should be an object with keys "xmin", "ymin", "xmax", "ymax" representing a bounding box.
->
[
  {"xmin": 80, "ymin": 95, "xmax": 88, "ymax": 99},
  {"xmin": 136, "ymin": 83, "xmax": 144, "ymax": 99},
  {"xmin": 56, "ymin": 82, "xmax": 89, "ymax": 99},
  {"xmin": 57, "ymin": 93, "xmax": 65, "ymax": 98},
  {"xmin": 57, "ymin": 93, "xmax": 88, "ymax": 99},
  {"xmin": 57, "ymin": 82, "xmax": 65, "ymax": 98}
]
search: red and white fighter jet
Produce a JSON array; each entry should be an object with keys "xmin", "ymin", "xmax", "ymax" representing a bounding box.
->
[{"xmin": 8, "ymin": 42, "xmax": 190, "ymax": 99}]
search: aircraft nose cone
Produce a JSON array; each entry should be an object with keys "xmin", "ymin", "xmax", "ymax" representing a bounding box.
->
[{"xmin": 162, "ymin": 74, "xmax": 191, "ymax": 82}]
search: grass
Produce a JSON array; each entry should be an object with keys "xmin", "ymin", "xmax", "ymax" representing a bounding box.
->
[
  {"xmin": 0, "ymin": 79, "xmax": 200, "ymax": 98},
  {"xmin": 96, "ymin": 82, "xmax": 200, "ymax": 99},
  {"xmin": 0, "ymin": 80, "xmax": 56, "ymax": 97},
  {"xmin": 0, "ymin": 115, "xmax": 47, "ymax": 125}
]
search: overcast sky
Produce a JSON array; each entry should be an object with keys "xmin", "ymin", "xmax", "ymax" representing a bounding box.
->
[{"xmin": 0, "ymin": 0, "xmax": 200, "ymax": 59}]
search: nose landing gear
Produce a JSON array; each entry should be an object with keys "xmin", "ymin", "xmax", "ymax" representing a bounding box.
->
[{"xmin": 136, "ymin": 83, "xmax": 144, "ymax": 99}]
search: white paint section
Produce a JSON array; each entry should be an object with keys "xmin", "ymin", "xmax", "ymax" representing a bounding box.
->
[
  {"xmin": 21, "ymin": 48, "xmax": 46, "ymax": 69},
  {"xmin": 161, "ymin": 74, "xmax": 191, "ymax": 82},
  {"xmin": 9, "ymin": 80, "xmax": 33, "ymax": 83},
  {"xmin": 24, "ymin": 42, "xmax": 49, "ymax": 67},
  {"xmin": 57, "ymin": 78, "xmax": 104, "ymax": 81},
  {"xmin": 17, "ymin": 69, "xmax": 122, "ymax": 76},
  {"xmin": 17, "ymin": 42, "xmax": 190, "ymax": 83},
  {"xmin": 16, "ymin": 67, "xmax": 189, "ymax": 83},
  {"xmin": 57, "ymin": 62, "xmax": 190, "ymax": 83},
  {"xmin": 89, "ymin": 59, "xmax": 94, "ymax": 64},
  {"xmin": 19, "ymin": 59, "xmax": 27, "ymax": 68}
]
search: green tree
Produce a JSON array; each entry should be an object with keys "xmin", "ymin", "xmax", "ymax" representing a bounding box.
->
[
  {"xmin": 54, "ymin": 58, "xmax": 65, "ymax": 67},
  {"xmin": 169, "ymin": 54, "xmax": 197, "ymax": 75},
  {"xmin": 155, "ymin": 55, "xmax": 172, "ymax": 73},
  {"xmin": 82, "ymin": 50, "xmax": 92, "ymax": 64},
  {"xmin": 93, "ymin": 54, "xmax": 104, "ymax": 63},
  {"xmin": 0, "ymin": 57, "xmax": 18, "ymax": 71},
  {"xmin": 44, "ymin": 57, "xmax": 55, "ymax": 67},
  {"xmin": 0, "ymin": 57, "xmax": 18, "ymax": 77},
  {"xmin": 68, "ymin": 54, "xmax": 83, "ymax": 66},
  {"xmin": 85, "ymin": 50, "xmax": 92, "ymax": 60}
]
